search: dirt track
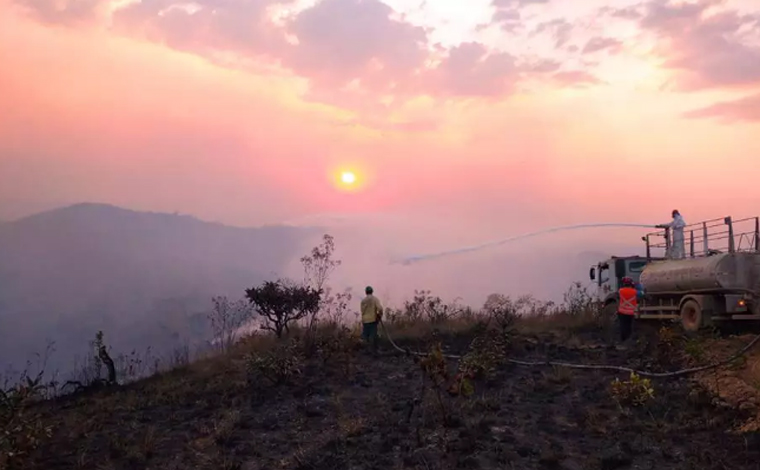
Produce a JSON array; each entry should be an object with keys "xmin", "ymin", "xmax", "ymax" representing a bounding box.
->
[{"xmin": 24, "ymin": 326, "xmax": 760, "ymax": 470}]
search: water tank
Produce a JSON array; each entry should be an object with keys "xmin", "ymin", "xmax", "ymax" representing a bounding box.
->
[{"xmin": 640, "ymin": 252, "xmax": 759, "ymax": 293}]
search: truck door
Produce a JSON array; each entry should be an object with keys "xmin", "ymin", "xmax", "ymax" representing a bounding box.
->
[{"xmin": 598, "ymin": 262, "xmax": 614, "ymax": 297}]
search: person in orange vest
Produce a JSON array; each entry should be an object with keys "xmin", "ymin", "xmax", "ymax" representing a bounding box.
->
[{"xmin": 617, "ymin": 276, "xmax": 638, "ymax": 343}]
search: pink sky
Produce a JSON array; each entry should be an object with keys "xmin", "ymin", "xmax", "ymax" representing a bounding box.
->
[{"xmin": 1, "ymin": 0, "xmax": 760, "ymax": 301}]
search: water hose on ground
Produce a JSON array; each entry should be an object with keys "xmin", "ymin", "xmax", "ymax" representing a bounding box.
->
[{"xmin": 378, "ymin": 319, "xmax": 760, "ymax": 379}]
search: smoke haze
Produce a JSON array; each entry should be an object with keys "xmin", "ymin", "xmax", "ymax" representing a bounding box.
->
[
  {"xmin": 0, "ymin": 202, "xmax": 655, "ymax": 377},
  {"xmin": 3, "ymin": 0, "xmax": 760, "ymax": 377}
]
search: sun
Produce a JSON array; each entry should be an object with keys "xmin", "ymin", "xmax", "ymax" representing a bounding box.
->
[
  {"xmin": 340, "ymin": 171, "xmax": 357, "ymax": 185},
  {"xmin": 330, "ymin": 165, "xmax": 367, "ymax": 192}
]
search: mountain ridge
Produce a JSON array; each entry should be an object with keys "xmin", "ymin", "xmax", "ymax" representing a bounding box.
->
[{"xmin": 0, "ymin": 202, "xmax": 320, "ymax": 377}]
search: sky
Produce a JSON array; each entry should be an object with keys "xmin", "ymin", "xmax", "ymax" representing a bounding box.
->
[{"xmin": 1, "ymin": 0, "xmax": 760, "ymax": 302}]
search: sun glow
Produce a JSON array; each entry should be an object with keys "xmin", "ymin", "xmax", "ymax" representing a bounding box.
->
[
  {"xmin": 331, "ymin": 167, "xmax": 366, "ymax": 192},
  {"xmin": 341, "ymin": 171, "xmax": 356, "ymax": 185}
]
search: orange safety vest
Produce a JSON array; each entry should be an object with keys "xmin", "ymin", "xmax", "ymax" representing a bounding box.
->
[{"xmin": 618, "ymin": 287, "xmax": 638, "ymax": 315}]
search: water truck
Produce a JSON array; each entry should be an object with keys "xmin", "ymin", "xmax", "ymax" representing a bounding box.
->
[{"xmin": 588, "ymin": 216, "xmax": 760, "ymax": 331}]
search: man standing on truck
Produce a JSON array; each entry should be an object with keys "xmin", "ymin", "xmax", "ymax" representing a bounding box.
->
[
  {"xmin": 617, "ymin": 277, "xmax": 638, "ymax": 345},
  {"xmin": 657, "ymin": 209, "xmax": 686, "ymax": 259},
  {"xmin": 360, "ymin": 286, "xmax": 384, "ymax": 354}
]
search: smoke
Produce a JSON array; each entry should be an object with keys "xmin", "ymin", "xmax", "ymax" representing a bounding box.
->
[{"xmin": 397, "ymin": 223, "xmax": 656, "ymax": 265}]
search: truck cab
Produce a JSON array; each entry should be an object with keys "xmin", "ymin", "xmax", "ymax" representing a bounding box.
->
[{"xmin": 589, "ymin": 256, "xmax": 651, "ymax": 307}]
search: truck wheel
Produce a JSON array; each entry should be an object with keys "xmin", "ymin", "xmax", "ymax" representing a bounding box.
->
[{"xmin": 680, "ymin": 300, "xmax": 703, "ymax": 332}]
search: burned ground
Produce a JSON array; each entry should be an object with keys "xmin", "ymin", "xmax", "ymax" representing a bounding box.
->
[{"xmin": 9, "ymin": 318, "xmax": 760, "ymax": 470}]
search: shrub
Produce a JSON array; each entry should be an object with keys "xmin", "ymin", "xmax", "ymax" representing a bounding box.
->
[
  {"xmin": 0, "ymin": 373, "xmax": 54, "ymax": 469},
  {"xmin": 482, "ymin": 293, "xmax": 556, "ymax": 332},
  {"xmin": 321, "ymin": 287, "xmax": 353, "ymax": 324},
  {"xmin": 562, "ymin": 282, "xmax": 596, "ymax": 317},
  {"xmin": 684, "ymin": 338, "xmax": 707, "ymax": 363},
  {"xmin": 482, "ymin": 293, "xmax": 520, "ymax": 332},
  {"xmin": 245, "ymin": 279, "xmax": 322, "ymax": 338},
  {"xmin": 418, "ymin": 342, "xmax": 452, "ymax": 424},
  {"xmin": 312, "ymin": 325, "xmax": 361, "ymax": 366},
  {"xmin": 459, "ymin": 328, "xmax": 509, "ymax": 379},
  {"xmin": 609, "ymin": 372, "xmax": 655, "ymax": 408},
  {"xmin": 450, "ymin": 327, "xmax": 510, "ymax": 397},
  {"xmin": 404, "ymin": 290, "xmax": 453, "ymax": 324},
  {"xmin": 245, "ymin": 341, "xmax": 303, "ymax": 386}
]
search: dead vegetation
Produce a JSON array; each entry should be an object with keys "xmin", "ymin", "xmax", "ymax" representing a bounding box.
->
[
  {"xmin": 4, "ymin": 235, "xmax": 760, "ymax": 469},
  {"xmin": 4, "ymin": 292, "xmax": 760, "ymax": 469}
]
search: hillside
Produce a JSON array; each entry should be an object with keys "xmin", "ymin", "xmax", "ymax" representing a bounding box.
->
[
  {"xmin": 8, "ymin": 304, "xmax": 760, "ymax": 470},
  {"xmin": 0, "ymin": 203, "xmax": 320, "ymax": 377}
]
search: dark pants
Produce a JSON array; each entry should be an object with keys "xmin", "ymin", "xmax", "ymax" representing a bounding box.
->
[
  {"xmin": 618, "ymin": 313, "xmax": 634, "ymax": 342},
  {"xmin": 362, "ymin": 321, "xmax": 378, "ymax": 351}
]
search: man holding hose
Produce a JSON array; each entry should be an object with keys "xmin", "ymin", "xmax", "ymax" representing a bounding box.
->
[
  {"xmin": 656, "ymin": 209, "xmax": 686, "ymax": 259},
  {"xmin": 360, "ymin": 286, "xmax": 384, "ymax": 354}
]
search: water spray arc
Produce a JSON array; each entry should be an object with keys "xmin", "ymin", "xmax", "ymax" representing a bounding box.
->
[{"xmin": 397, "ymin": 223, "xmax": 655, "ymax": 265}]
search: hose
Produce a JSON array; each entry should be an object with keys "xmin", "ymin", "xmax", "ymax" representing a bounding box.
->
[
  {"xmin": 378, "ymin": 320, "xmax": 760, "ymax": 378},
  {"xmin": 396, "ymin": 223, "xmax": 656, "ymax": 265}
]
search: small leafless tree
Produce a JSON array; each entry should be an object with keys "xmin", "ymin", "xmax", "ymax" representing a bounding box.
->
[
  {"xmin": 301, "ymin": 234, "xmax": 341, "ymax": 291},
  {"xmin": 323, "ymin": 286, "xmax": 353, "ymax": 324},
  {"xmin": 208, "ymin": 296, "xmax": 252, "ymax": 352},
  {"xmin": 300, "ymin": 234, "xmax": 344, "ymax": 329}
]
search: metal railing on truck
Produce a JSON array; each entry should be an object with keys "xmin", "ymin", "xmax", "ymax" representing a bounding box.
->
[{"xmin": 643, "ymin": 216, "xmax": 759, "ymax": 261}]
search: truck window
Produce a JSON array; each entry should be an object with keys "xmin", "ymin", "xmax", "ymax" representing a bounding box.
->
[
  {"xmin": 628, "ymin": 261, "xmax": 646, "ymax": 273},
  {"xmin": 599, "ymin": 266, "xmax": 609, "ymax": 283}
]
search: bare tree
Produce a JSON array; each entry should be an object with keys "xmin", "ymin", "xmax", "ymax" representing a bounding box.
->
[
  {"xmin": 322, "ymin": 286, "xmax": 353, "ymax": 324},
  {"xmin": 301, "ymin": 234, "xmax": 341, "ymax": 291},
  {"xmin": 300, "ymin": 234, "xmax": 343, "ymax": 329},
  {"xmin": 208, "ymin": 296, "xmax": 252, "ymax": 352}
]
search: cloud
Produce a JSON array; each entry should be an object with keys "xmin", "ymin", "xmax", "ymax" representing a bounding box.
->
[
  {"xmin": 551, "ymin": 70, "xmax": 601, "ymax": 87},
  {"xmin": 492, "ymin": 7, "xmax": 522, "ymax": 32},
  {"xmin": 283, "ymin": 0, "xmax": 429, "ymax": 92},
  {"xmin": 423, "ymin": 42, "xmax": 518, "ymax": 97},
  {"xmin": 12, "ymin": 0, "xmax": 104, "ymax": 25},
  {"xmin": 618, "ymin": 0, "xmax": 760, "ymax": 90},
  {"xmin": 582, "ymin": 36, "xmax": 623, "ymax": 54},
  {"xmin": 605, "ymin": 6, "xmax": 643, "ymax": 21},
  {"xmin": 490, "ymin": 0, "xmax": 547, "ymax": 32},
  {"xmin": 15, "ymin": 0, "xmax": 433, "ymax": 97},
  {"xmin": 109, "ymin": 0, "xmax": 534, "ymax": 102},
  {"xmin": 526, "ymin": 58, "xmax": 562, "ymax": 73},
  {"xmin": 112, "ymin": 0, "xmax": 286, "ymax": 62},
  {"xmin": 492, "ymin": 0, "xmax": 549, "ymax": 7},
  {"xmin": 533, "ymin": 18, "xmax": 575, "ymax": 48},
  {"xmin": 683, "ymin": 93, "xmax": 760, "ymax": 122},
  {"xmin": 493, "ymin": 8, "xmax": 520, "ymax": 21},
  {"xmin": 11, "ymin": 0, "xmax": 614, "ymax": 107}
]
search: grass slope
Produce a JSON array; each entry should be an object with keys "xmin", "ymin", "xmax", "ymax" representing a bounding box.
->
[{"xmin": 7, "ymin": 309, "xmax": 760, "ymax": 470}]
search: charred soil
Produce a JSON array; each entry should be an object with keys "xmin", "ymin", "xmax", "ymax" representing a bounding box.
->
[{"xmin": 13, "ymin": 321, "xmax": 760, "ymax": 470}]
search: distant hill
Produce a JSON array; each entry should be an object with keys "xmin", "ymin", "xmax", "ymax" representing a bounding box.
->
[{"xmin": 0, "ymin": 203, "xmax": 320, "ymax": 376}]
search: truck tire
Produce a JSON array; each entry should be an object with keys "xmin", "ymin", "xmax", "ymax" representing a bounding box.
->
[{"xmin": 680, "ymin": 299, "xmax": 703, "ymax": 332}]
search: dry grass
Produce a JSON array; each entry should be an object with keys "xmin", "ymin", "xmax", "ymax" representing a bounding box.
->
[
  {"xmin": 689, "ymin": 334, "xmax": 760, "ymax": 432},
  {"xmin": 7, "ymin": 287, "xmax": 760, "ymax": 469}
]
